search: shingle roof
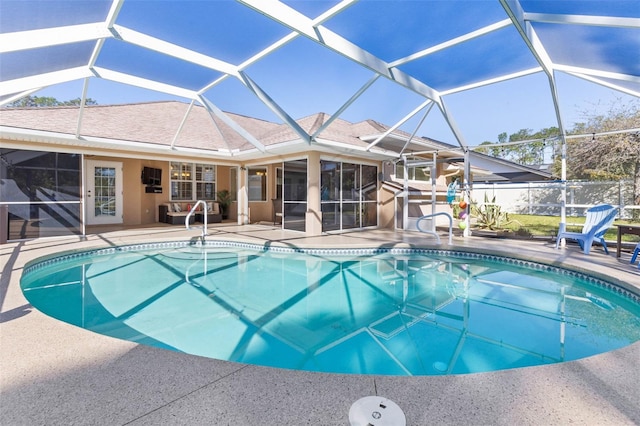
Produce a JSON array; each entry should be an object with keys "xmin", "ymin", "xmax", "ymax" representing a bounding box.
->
[
  {"xmin": 0, "ymin": 101, "xmax": 276, "ymax": 150},
  {"xmin": 1, "ymin": 100, "xmax": 552, "ymax": 180},
  {"xmin": 1, "ymin": 101, "xmax": 436, "ymax": 158}
]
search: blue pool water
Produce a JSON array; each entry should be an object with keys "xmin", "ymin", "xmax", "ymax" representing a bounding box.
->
[{"xmin": 21, "ymin": 241, "xmax": 640, "ymax": 376}]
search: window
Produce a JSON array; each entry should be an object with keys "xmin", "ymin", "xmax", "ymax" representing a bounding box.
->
[
  {"xmin": 248, "ymin": 167, "xmax": 267, "ymax": 201},
  {"xmin": 195, "ymin": 164, "xmax": 216, "ymax": 200},
  {"xmin": 396, "ymin": 164, "xmax": 430, "ymax": 181},
  {"xmin": 275, "ymin": 167, "xmax": 283, "ymax": 200},
  {"xmin": 170, "ymin": 162, "xmax": 216, "ymax": 201}
]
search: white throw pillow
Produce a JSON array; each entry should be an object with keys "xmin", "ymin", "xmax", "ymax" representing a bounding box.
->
[
  {"xmin": 173, "ymin": 203, "xmax": 181, "ymax": 212},
  {"xmin": 212, "ymin": 202, "xmax": 220, "ymax": 214}
]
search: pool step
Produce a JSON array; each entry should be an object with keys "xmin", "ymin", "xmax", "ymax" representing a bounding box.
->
[{"xmin": 369, "ymin": 307, "xmax": 431, "ymax": 340}]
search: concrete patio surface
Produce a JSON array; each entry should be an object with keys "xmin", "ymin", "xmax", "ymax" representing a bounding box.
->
[{"xmin": 1, "ymin": 223, "xmax": 639, "ymax": 425}]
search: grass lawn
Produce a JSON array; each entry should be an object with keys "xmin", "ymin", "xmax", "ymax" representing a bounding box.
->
[{"xmin": 500, "ymin": 214, "xmax": 640, "ymax": 242}]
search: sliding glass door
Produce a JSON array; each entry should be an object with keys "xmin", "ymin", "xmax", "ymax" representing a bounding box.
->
[
  {"xmin": 283, "ymin": 159, "xmax": 307, "ymax": 232},
  {"xmin": 321, "ymin": 161, "xmax": 341, "ymax": 231},
  {"xmin": 321, "ymin": 160, "xmax": 377, "ymax": 232}
]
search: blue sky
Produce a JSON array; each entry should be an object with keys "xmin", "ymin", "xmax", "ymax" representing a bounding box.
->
[
  {"xmin": 36, "ymin": 67, "xmax": 635, "ymax": 147},
  {"xmin": 22, "ymin": 0, "xmax": 639, "ymax": 147}
]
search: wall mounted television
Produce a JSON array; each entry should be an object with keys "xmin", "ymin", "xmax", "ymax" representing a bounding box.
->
[{"xmin": 141, "ymin": 167, "xmax": 162, "ymax": 186}]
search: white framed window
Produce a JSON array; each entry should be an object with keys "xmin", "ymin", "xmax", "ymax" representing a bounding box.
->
[
  {"xmin": 248, "ymin": 167, "xmax": 267, "ymax": 201},
  {"xmin": 195, "ymin": 164, "xmax": 216, "ymax": 200},
  {"xmin": 170, "ymin": 162, "xmax": 216, "ymax": 201},
  {"xmin": 395, "ymin": 164, "xmax": 430, "ymax": 182}
]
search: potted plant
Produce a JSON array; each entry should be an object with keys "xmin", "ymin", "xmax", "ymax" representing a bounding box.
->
[{"xmin": 216, "ymin": 189, "xmax": 232, "ymax": 219}]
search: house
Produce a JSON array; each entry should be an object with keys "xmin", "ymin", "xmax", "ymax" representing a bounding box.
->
[{"xmin": 0, "ymin": 101, "xmax": 551, "ymax": 242}]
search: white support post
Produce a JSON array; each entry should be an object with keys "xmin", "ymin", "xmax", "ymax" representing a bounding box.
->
[
  {"xmin": 431, "ymin": 152, "xmax": 437, "ymax": 233},
  {"xmin": 238, "ymin": 167, "xmax": 249, "ymax": 225},
  {"xmin": 463, "ymin": 148, "xmax": 471, "ymax": 237},
  {"xmin": 403, "ymin": 156, "xmax": 409, "ymax": 230},
  {"xmin": 560, "ymin": 135, "xmax": 567, "ymax": 245}
]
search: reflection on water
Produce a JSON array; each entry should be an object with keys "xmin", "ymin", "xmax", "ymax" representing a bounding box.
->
[{"xmin": 21, "ymin": 246, "xmax": 640, "ymax": 376}]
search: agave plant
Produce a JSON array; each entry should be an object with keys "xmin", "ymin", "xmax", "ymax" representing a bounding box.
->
[{"xmin": 471, "ymin": 193, "xmax": 512, "ymax": 230}]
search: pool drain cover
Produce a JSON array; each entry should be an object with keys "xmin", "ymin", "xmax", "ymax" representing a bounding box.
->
[{"xmin": 349, "ymin": 396, "xmax": 406, "ymax": 426}]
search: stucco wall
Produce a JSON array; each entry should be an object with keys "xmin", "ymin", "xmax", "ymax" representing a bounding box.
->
[{"xmin": 90, "ymin": 156, "xmax": 166, "ymax": 226}]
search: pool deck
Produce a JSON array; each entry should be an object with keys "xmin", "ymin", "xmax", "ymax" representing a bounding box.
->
[{"xmin": 2, "ymin": 223, "xmax": 639, "ymax": 425}]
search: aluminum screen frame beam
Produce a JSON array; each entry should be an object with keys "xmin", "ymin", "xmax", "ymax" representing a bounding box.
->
[
  {"xmin": 236, "ymin": 0, "xmax": 480, "ymax": 150},
  {"xmin": 198, "ymin": 94, "xmax": 267, "ymax": 153},
  {"xmin": 500, "ymin": 0, "xmax": 571, "ymax": 232},
  {"xmin": 524, "ymin": 12, "xmax": 640, "ymax": 29},
  {"xmin": 1, "ymin": 0, "xmax": 637, "ymax": 160},
  {"xmin": 238, "ymin": 0, "xmax": 441, "ymax": 102}
]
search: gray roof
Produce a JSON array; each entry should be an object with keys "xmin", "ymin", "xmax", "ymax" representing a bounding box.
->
[
  {"xmin": 1, "ymin": 101, "xmax": 436, "ymax": 160},
  {"xmin": 1, "ymin": 100, "xmax": 552, "ymax": 180}
]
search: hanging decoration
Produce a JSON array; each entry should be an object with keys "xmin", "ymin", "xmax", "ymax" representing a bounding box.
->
[{"xmin": 446, "ymin": 178, "xmax": 458, "ymax": 205}]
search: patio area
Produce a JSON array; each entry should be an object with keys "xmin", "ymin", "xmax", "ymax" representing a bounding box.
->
[{"xmin": 1, "ymin": 224, "xmax": 639, "ymax": 425}]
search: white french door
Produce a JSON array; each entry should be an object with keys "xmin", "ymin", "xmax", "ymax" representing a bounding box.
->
[{"xmin": 85, "ymin": 160, "xmax": 123, "ymax": 225}]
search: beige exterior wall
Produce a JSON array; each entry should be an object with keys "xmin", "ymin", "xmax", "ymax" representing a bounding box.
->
[
  {"xmin": 89, "ymin": 156, "xmax": 166, "ymax": 226},
  {"xmin": 246, "ymin": 162, "xmax": 280, "ymax": 224},
  {"xmin": 379, "ymin": 184, "xmax": 397, "ymax": 230},
  {"xmin": 215, "ymin": 165, "xmax": 237, "ymax": 219},
  {"xmin": 306, "ymin": 152, "xmax": 322, "ymax": 235},
  {"xmin": 239, "ymin": 153, "xmax": 385, "ymax": 234},
  {"xmin": 4, "ymin": 140, "xmax": 395, "ymax": 235}
]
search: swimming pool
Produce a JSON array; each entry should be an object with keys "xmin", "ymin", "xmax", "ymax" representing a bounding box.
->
[{"xmin": 21, "ymin": 240, "xmax": 640, "ymax": 376}]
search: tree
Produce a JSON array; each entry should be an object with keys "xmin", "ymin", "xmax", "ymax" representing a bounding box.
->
[
  {"xmin": 476, "ymin": 127, "xmax": 558, "ymax": 166},
  {"xmin": 5, "ymin": 96, "xmax": 97, "ymax": 107},
  {"xmin": 564, "ymin": 98, "xmax": 640, "ymax": 205}
]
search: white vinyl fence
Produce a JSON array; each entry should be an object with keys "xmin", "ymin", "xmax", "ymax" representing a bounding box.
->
[{"xmin": 470, "ymin": 180, "xmax": 638, "ymax": 219}]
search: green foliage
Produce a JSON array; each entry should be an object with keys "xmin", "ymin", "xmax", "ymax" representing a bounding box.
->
[
  {"xmin": 478, "ymin": 99, "xmax": 639, "ymax": 212},
  {"xmin": 5, "ymin": 95, "xmax": 97, "ymax": 107},
  {"xmin": 476, "ymin": 127, "xmax": 559, "ymax": 166},
  {"xmin": 504, "ymin": 214, "xmax": 560, "ymax": 237},
  {"xmin": 216, "ymin": 189, "xmax": 232, "ymax": 209},
  {"xmin": 216, "ymin": 189, "xmax": 232, "ymax": 218},
  {"xmin": 504, "ymin": 214, "xmax": 639, "ymax": 242},
  {"xmin": 471, "ymin": 194, "xmax": 514, "ymax": 230},
  {"xmin": 563, "ymin": 99, "xmax": 640, "ymax": 215}
]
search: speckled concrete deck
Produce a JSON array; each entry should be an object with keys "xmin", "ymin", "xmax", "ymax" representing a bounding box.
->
[{"xmin": 2, "ymin": 224, "xmax": 639, "ymax": 425}]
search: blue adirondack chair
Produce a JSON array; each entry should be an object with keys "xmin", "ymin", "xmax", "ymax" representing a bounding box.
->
[
  {"xmin": 631, "ymin": 242, "xmax": 640, "ymax": 269},
  {"xmin": 555, "ymin": 204, "xmax": 617, "ymax": 255}
]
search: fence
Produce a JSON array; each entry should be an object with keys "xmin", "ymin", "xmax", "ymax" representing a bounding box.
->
[{"xmin": 470, "ymin": 180, "xmax": 638, "ymax": 219}]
